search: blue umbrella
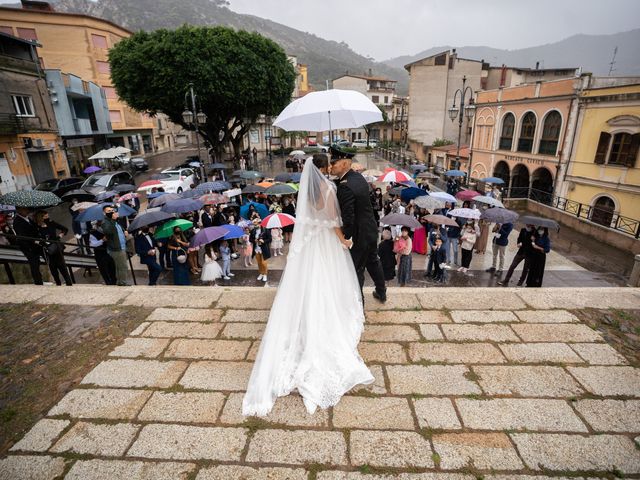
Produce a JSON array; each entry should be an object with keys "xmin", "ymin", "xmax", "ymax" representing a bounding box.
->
[
  {"xmin": 161, "ymin": 198, "xmax": 204, "ymax": 214},
  {"xmin": 220, "ymin": 224, "xmax": 244, "ymax": 240},
  {"xmin": 77, "ymin": 202, "xmax": 136, "ymax": 222},
  {"xmin": 445, "ymin": 170, "xmax": 466, "ymax": 177},
  {"xmin": 146, "ymin": 191, "xmax": 167, "ymax": 199},
  {"xmin": 290, "ymin": 172, "xmax": 302, "ymax": 183},
  {"xmin": 127, "ymin": 210, "xmax": 174, "ymax": 232},
  {"xmin": 274, "ymin": 173, "xmax": 292, "ymax": 182},
  {"xmin": 409, "ymin": 164, "xmax": 427, "ymax": 172},
  {"xmin": 400, "ymin": 187, "xmax": 428, "ymax": 202},
  {"xmin": 196, "ymin": 181, "xmax": 231, "ymax": 193},
  {"xmin": 95, "ymin": 191, "xmax": 116, "ymax": 202},
  {"xmin": 180, "ymin": 189, "xmax": 201, "ymax": 199},
  {"xmin": 400, "ymin": 180, "xmax": 418, "ymax": 188},
  {"xmin": 240, "ymin": 201, "xmax": 269, "ymax": 219},
  {"xmin": 481, "ymin": 177, "xmax": 506, "ymax": 185}
]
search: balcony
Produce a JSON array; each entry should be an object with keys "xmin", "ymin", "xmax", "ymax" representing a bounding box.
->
[
  {"xmin": 0, "ymin": 113, "xmax": 29, "ymax": 134},
  {"xmin": 72, "ymin": 118, "xmax": 93, "ymax": 135},
  {"xmin": 63, "ymin": 73, "xmax": 91, "ymax": 98}
]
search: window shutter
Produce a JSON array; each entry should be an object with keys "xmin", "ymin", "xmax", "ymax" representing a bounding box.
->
[
  {"xmin": 594, "ymin": 132, "xmax": 610, "ymax": 165},
  {"xmin": 626, "ymin": 133, "xmax": 640, "ymax": 168}
]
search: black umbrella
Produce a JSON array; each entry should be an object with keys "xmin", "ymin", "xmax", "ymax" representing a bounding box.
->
[
  {"xmin": 380, "ymin": 213, "xmax": 422, "ymax": 229},
  {"xmin": 61, "ymin": 189, "xmax": 96, "ymax": 202},
  {"xmin": 180, "ymin": 189, "xmax": 201, "ymax": 199},
  {"xmin": 519, "ymin": 215, "xmax": 560, "ymax": 231},
  {"xmin": 113, "ymin": 184, "xmax": 136, "ymax": 193},
  {"xmin": 95, "ymin": 191, "xmax": 117, "ymax": 202},
  {"xmin": 481, "ymin": 208, "xmax": 519, "ymax": 224},
  {"xmin": 127, "ymin": 211, "xmax": 174, "ymax": 232},
  {"xmin": 242, "ymin": 184, "xmax": 266, "ymax": 194},
  {"xmin": 274, "ymin": 173, "xmax": 292, "ymax": 182},
  {"xmin": 0, "ymin": 190, "xmax": 61, "ymax": 208},
  {"xmin": 148, "ymin": 193, "xmax": 181, "ymax": 208}
]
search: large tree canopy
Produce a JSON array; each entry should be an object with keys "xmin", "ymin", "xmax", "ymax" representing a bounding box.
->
[{"xmin": 108, "ymin": 25, "xmax": 296, "ymax": 156}]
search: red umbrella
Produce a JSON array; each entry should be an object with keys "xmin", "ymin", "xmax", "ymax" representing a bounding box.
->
[
  {"xmin": 260, "ymin": 213, "xmax": 295, "ymax": 229},
  {"xmin": 199, "ymin": 193, "xmax": 229, "ymax": 205},
  {"xmin": 137, "ymin": 180, "xmax": 164, "ymax": 192},
  {"xmin": 378, "ymin": 169, "xmax": 412, "ymax": 183},
  {"xmin": 455, "ymin": 190, "xmax": 482, "ymax": 201}
]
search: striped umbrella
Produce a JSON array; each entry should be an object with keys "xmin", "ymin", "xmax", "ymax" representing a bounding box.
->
[
  {"xmin": 260, "ymin": 213, "xmax": 296, "ymax": 229},
  {"xmin": 377, "ymin": 170, "xmax": 412, "ymax": 183}
]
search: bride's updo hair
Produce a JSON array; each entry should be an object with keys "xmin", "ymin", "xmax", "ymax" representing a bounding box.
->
[{"xmin": 312, "ymin": 153, "xmax": 328, "ymax": 170}]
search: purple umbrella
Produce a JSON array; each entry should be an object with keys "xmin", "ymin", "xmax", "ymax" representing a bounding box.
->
[
  {"xmin": 83, "ymin": 165, "xmax": 102, "ymax": 174},
  {"xmin": 190, "ymin": 226, "xmax": 230, "ymax": 248}
]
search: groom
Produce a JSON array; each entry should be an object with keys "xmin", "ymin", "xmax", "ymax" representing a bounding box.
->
[{"xmin": 329, "ymin": 154, "xmax": 387, "ymax": 303}]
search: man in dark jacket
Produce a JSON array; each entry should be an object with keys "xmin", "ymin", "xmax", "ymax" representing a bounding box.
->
[
  {"xmin": 487, "ymin": 222, "xmax": 513, "ymax": 275},
  {"xmin": 498, "ymin": 224, "xmax": 533, "ymax": 286},
  {"xmin": 135, "ymin": 227, "xmax": 162, "ymax": 286},
  {"xmin": 12, "ymin": 207, "xmax": 43, "ymax": 284},
  {"xmin": 101, "ymin": 205, "xmax": 130, "ymax": 286},
  {"xmin": 330, "ymin": 155, "xmax": 386, "ymax": 303}
]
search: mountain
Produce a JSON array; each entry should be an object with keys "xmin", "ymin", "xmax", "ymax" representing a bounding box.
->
[
  {"xmin": 383, "ymin": 29, "xmax": 640, "ymax": 76},
  {"xmin": 2, "ymin": 0, "xmax": 410, "ymax": 94}
]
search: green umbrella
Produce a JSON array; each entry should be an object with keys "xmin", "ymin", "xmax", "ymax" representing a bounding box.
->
[
  {"xmin": 154, "ymin": 219, "xmax": 193, "ymax": 239},
  {"xmin": 0, "ymin": 190, "xmax": 61, "ymax": 208},
  {"xmin": 264, "ymin": 183, "xmax": 298, "ymax": 196}
]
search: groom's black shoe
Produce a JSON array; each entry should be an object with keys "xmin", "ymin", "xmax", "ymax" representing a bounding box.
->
[{"xmin": 373, "ymin": 290, "xmax": 387, "ymax": 303}]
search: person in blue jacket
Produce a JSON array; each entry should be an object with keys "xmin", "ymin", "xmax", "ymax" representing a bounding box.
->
[{"xmin": 487, "ymin": 222, "xmax": 513, "ymax": 275}]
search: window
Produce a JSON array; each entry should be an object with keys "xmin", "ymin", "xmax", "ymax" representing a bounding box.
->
[
  {"xmin": 103, "ymin": 86, "xmax": 117, "ymax": 99},
  {"xmin": 384, "ymin": 96, "xmax": 388, "ymax": 104},
  {"xmin": 16, "ymin": 27, "xmax": 37, "ymax": 40},
  {"xmin": 594, "ymin": 132, "xmax": 611, "ymax": 165},
  {"xmin": 0, "ymin": 26, "xmax": 13, "ymax": 35},
  {"xmin": 499, "ymin": 113, "xmax": 515, "ymax": 150},
  {"xmin": 91, "ymin": 34, "xmax": 108, "ymax": 49},
  {"xmin": 109, "ymin": 110, "xmax": 122, "ymax": 123},
  {"xmin": 372, "ymin": 95, "xmax": 379, "ymax": 104},
  {"xmin": 96, "ymin": 61, "xmax": 111, "ymax": 74},
  {"xmin": 609, "ymin": 133, "xmax": 639, "ymax": 167},
  {"xmin": 517, "ymin": 112, "xmax": 536, "ymax": 153},
  {"xmin": 591, "ymin": 196, "xmax": 616, "ymax": 227},
  {"xmin": 539, "ymin": 111, "xmax": 562, "ymax": 155},
  {"xmin": 12, "ymin": 95, "xmax": 35, "ymax": 117}
]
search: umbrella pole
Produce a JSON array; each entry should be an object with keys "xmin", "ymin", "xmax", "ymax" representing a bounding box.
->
[{"xmin": 328, "ymin": 110, "xmax": 332, "ymax": 147}]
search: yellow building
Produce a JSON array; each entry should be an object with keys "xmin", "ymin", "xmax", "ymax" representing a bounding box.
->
[
  {"xmin": 0, "ymin": 3, "xmax": 156, "ymax": 155},
  {"xmin": 561, "ymin": 77, "xmax": 640, "ymax": 233}
]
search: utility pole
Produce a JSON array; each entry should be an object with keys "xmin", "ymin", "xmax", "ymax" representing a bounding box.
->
[{"xmin": 608, "ymin": 46, "xmax": 618, "ymax": 76}]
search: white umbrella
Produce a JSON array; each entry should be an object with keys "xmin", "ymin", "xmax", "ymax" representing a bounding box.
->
[
  {"xmin": 88, "ymin": 148, "xmax": 119, "ymax": 160},
  {"xmin": 473, "ymin": 195, "xmax": 505, "ymax": 208},
  {"xmin": 112, "ymin": 146, "xmax": 131, "ymax": 155},
  {"xmin": 289, "ymin": 150, "xmax": 306, "ymax": 156},
  {"xmin": 273, "ymin": 89, "xmax": 382, "ymax": 132},
  {"xmin": 430, "ymin": 191, "xmax": 457, "ymax": 203},
  {"xmin": 448, "ymin": 208, "xmax": 481, "ymax": 220}
]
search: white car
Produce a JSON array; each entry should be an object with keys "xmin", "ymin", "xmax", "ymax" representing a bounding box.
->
[
  {"xmin": 159, "ymin": 167, "xmax": 196, "ymax": 194},
  {"xmin": 352, "ymin": 139, "xmax": 377, "ymax": 148}
]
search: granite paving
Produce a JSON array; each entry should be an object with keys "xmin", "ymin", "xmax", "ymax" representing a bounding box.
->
[{"xmin": 2, "ymin": 284, "xmax": 639, "ymax": 479}]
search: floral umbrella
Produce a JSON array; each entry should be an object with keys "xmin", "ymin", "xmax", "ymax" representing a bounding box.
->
[{"xmin": 0, "ymin": 190, "xmax": 61, "ymax": 208}]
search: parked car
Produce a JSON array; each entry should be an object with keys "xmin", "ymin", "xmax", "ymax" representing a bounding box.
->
[
  {"xmin": 305, "ymin": 144, "xmax": 329, "ymax": 153},
  {"xmin": 81, "ymin": 171, "xmax": 134, "ymax": 195},
  {"xmin": 128, "ymin": 157, "xmax": 149, "ymax": 172},
  {"xmin": 34, "ymin": 177, "xmax": 85, "ymax": 196},
  {"xmin": 159, "ymin": 167, "xmax": 197, "ymax": 194},
  {"xmin": 334, "ymin": 140, "xmax": 351, "ymax": 147},
  {"xmin": 352, "ymin": 139, "xmax": 377, "ymax": 148}
]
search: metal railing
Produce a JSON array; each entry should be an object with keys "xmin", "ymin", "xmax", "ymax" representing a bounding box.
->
[
  {"xmin": 503, "ymin": 187, "xmax": 640, "ymax": 238},
  {"xmin": 0, "ymin": 113, "xmax": 28, "ymax": 134}
]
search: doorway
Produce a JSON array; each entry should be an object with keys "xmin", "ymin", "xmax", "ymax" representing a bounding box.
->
[
  {"xmin": 0, "ymin": 154, "xmax": 16, "ymax": 194},
  {"xmin": 27, "ymin": 150, "xmax": 54, "ymax": 184}
]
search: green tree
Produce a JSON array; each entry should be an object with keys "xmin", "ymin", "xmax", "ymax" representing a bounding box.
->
[
  {"xmin": 363, "ymin": 105, "xmax": 389, "ymax": 147},
  {"xmin": 432, "ymin": 138, "xmax": 454, "ymax": 147},
  {"xmin": 108, "ymin": 25, "xmax": 296, "ymax": 159}
]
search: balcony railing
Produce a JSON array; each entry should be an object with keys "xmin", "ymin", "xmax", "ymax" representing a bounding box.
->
[
  {"xmin": 0, "ymin": 113, "xmax": 28, "ymax": 134},
  {"xmin": 503, "ymin": 187, "xmax": 640, "ymax": 238}
]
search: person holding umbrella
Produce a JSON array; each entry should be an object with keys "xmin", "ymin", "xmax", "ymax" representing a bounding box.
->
[
  {"xmin": 35, "ymin": 210, "xmax": 72, "ymax": 287},
  {"xmin": 458, "ymin": 221, "xmax": 478, "ymax": 275},
  {"xmin": 168, "ymin": 226, "xmax": 191, "ymax": 285},
  {"xmin": 12, "ymin": 207, "xmax": 44, "ymax": 285},
  {"xmin": 101, "ymin": 205, "xmax": 130, "ymax": 286},
  {"xmin": 487, "ymin": 222, "xmax": 513, "ymax": 276},
  {"xmin": 250, "ymin": 217, "xmax": 271, "ymax": 282},
  {"xmin": 134, "ymin": 226, "xmax": 163, "ymax": 286},
  {"xmin": 526, "ymin": 227, "xmax": 551, "ymax": 287},
  {"xmin": 89, "ymin": 220, "xmax": 116, "ymax": 285},
  {"xmin": 498, "ymin": 224, "xmax": 534, "ymax": 287}
]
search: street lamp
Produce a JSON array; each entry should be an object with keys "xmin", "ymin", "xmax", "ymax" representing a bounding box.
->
[
  {"xmin": 183, "ymin": 83, "xmax": 207, "ymax": 181},
  {"xmin": 448, "ymin": 75, "xmax": 475, "ymax": 178}
]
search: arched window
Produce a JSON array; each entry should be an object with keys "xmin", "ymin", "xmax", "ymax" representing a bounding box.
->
[
  {"xmin": 499, "ymin": 113, "xmax": 515, "ymax": 151},
  {"xmin": 539, "ymin": 111, "xmax": 562, "ymax": 155},
  {"xmin": 591, "ymin": 196, "xmax": 616, "ymax": 227},
  {"xmin": 517, "ymin": 112, "xmax": 536, "ymax": 153}
]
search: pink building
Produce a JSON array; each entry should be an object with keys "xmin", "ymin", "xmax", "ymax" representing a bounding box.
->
[{"xmin": 470, "ymin": 77, "xmax": 581, "ymax": 196}]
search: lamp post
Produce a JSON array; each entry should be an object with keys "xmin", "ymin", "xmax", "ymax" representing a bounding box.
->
[
  {"xmin": 182, "ymin": 83, "xmax": 207, "ymax": 181},
  {"xmin": 448, "ymin": 75, "xmax": 476, "ymax": 180}
]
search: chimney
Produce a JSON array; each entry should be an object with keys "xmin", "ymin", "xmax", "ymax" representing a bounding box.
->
[
  {"xmin": 20, "ymin": 0, "xmax": 55, "ymax": 11},
  {"xmin": 368, "ymin": 68, "xmax": 372, "ymax": 76},
  {"xmin": 535, "ymin": 61, "xmax": 540, "ymax": 70}
]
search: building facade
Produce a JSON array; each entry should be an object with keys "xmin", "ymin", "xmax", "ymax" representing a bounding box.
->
[
  {"xmin": 44, "ymin": 69, "xmax": 111, "ymax": 175},
  {"xmin": 0, "ymin": 2, "xmax": 156, "ymax": 160},
  {"xmin": 469, "ymin": 77, "xmax": 581, "ymax": 196},
  {"xmin": 0, "ymin": 31, "xmax": 68, "ymax": 193},
  {"xmin": 332, "ymin": 72, "xmax": 395, "ymax": 143},
  {"xmin": 559, "ymin": 77, "xmax": 640, "ymax": 228}
]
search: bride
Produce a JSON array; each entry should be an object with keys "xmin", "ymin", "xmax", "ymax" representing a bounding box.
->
[{"xmin": 242, "ymin": 155, "xmax": 374, "ymax": 416}]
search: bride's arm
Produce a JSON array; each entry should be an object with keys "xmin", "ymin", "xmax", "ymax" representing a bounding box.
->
[{"xmin": 334, "ymin": 226, "xmax": 352, "ymax": 249}]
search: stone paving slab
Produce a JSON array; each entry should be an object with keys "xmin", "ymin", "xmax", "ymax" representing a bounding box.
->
[
  {"xmin": 511, "ymin": 323, "xmax": 604, "ymax": 343},
  {"xmin": 146, "ymin": 308, "xmax": 223, "ymax": 322},
  {"xmin": 455, "ymin": 398, "xmax": 588, "ymax": 432},
  {"xmin": 498, "ymin": 343, "xmax": 584, "ymax": 364},
  {"xmin": 441, "ymin": 324, "xmax": 520, "ymax": 342},
  {"xmin": 127, "ymin": 424, "xmax": 247, "ymax": 461},
  {"xmin": 217, "ymin": 290, "xmax": 276, "ymax": 309},
  {"xmin": 81, "ymin": 359, "xmax": 187, "ymax": 388},
  {"xmin": 179, "ymin": 361, "xmax": 253, "ymax": 391},
  {"xmin": 141, "ymin": 321, "xmax": 223, "ymax": 339},
  {"xmin": 48, "ymin": 388, "xmax": 152, "ymax": 420},
  {"xmin": 220, "ymin": 309, "xmax": 270, "ymax": 323},
  {"xmin": 350, "ymin": 430, "xmax": 434, "ymax": 468},
  {"xmin": 570, "ymin": 343, "xmax": 629, "ymax": 365},
  {"xmin": 109, "ymin": 337, "xmax": 170, "ymax": 358},
  {"xmin": 450, "ymin": 310, "xmax": 519, "ymax": 323},
  {"xmin": 36, "ymin": 287, "xmax": 129, "ymax": 305},
  {"xmin": 122, "ymin": 287, "xmax": 221, "ymax": 308},
  {"xmin": 0, "ymin": 285, "xmax": 49, "ymax": 303},
  {"xmin": 364, "ymin": 293, "xmax": 421, "ymax": 311},
  {"xmin": 511, "ymin": 433, "xmax": 640, "ymax": 474},
  {"xmin": 362, "ymin": 324, "xmax": 421, "ymax": 342},
  {"xmin": 514, "ymin": 310, "xmax": 580, "ymax": 323},
  {"xmin": 220, "ymin": 322, "xmax": 265, "ymax": 340},
  {"xmin": 333, "ymin": 396, "xmax": 414, "ymax": 430},
  {"xmin": 432, "ymin": 432, "xmax": 524, "ymax": 470},
  {"xmin": 418, "ymin": 324, "xmax": 445, "ymax": 340},
  {"xmin": 9, "ymin": 419, "xmax": 70, "ymax": 452},
  {"xmin": 246, "ymin": 429, "xmax": 347, "ymax": 465},
  {"xmin": 196, "ymin": 465, "xmax": 307, "ymax": 480},
  {"xmin": 353, "ymin": 364, "xmax": 387, "ymax": 395},
  {"xmin": 50, "ymin": 421, "xmax": 139, "ymax": 456},
  {"xmin": 366, "ymin": 310, "xmax": 451, "ymax": 324},
  {"xmin": 574, "ymin": 399, "xmax": 640, "ymax": 432},
  {"xmin": 137, "ymin": 391, "xmax": 226, "ymax": 423},
  {"xmin": 130, "ymin": 322, "xmax": 150, "ymax": 336},
  {"xmin": 65, "ymin": 459, "xmax": 196, "ymax": 480},
  {"xmin": 221, "ymin": 392, "xmax": 329, "ymax": 427},
  {"xmin": 516, "ymin": 288, "xmax": 640, "ymax": 310},
  {"xmin": 567, "ymin": 366, "xmax": 640, "ymax": 396},
  {"xmin": 410, "ymin": 342, "xmax": 506, "ymax": 364},
  {"xmin": 358, "ymin": 342, "xmax": 408, "ymax": 363},
  {"xmin": 475, "ymin": 365, "xmax": 584, "ymax": 397},
  {"xmin": 387, "ymin": 365, "xmax": 481, "ymax": 395},
  {"xmin": 413, "ymin": 397, "xmax": 462, "ymax": 430},
  {"xmin": 0, "ymin": 455, "xmax": 66, "ymax": 480},
  {"xmin": 318, "ymin": 474, "xmax": 474, "ymax": 480},
  {"xmin": 418, "ymin": 289, "xmax": 527, "ymax": 310},
  {"xmin": 164, "ymin": 339, "xmax": 251, "ymax": 360}
]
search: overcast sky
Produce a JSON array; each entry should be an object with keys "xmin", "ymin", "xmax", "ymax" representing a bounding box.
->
[{"xmin": 228, "ymin": 0, "xmax": 640, "ymax": 61}]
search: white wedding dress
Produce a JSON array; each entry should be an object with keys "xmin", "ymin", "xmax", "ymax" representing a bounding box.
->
[{"xmin": 242, "ymin": 159, "xmax": 374, "ymax": 416}]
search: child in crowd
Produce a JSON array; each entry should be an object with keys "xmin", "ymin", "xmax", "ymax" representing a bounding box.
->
[
  {"xmin": 431, "ymin": 236, "xmax": 447, "ymax": 283},
  {"xmin": 394, "ymin": 226, "xmax": 413, "ymax": 287},
  {"xmin": 219, "ymin": 240, "xmax": 233, "ymax": 280},
  {"xmin": 378, "ymin": 228, "xmax": 396, "ymax": 281},
  {"xmin": 241, "ymin": 227, "xmax": 253, "ymax": 267},
  {"xmin": 271, "ymin": 227, "xmax": 284, "ymax": 257},
  {"xmin": 201, "ymin": 243, "xmax": 223, "ymax": 285}
]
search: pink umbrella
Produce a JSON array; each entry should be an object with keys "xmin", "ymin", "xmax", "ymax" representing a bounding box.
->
[
  {"xmin": 456, "ymin": 190, "xmax": 482, "ymax": 202},
  {"xmin": 377, "ymin": 169, "xmax": 412, "ymax": 183},
  {"xmin": 137, "ymin": 180, "xmax": 164, "ymax": 192},
  {"xmin": 118, "ymin": 192, "xmax": 139, "ymax": 202},
  {"xmin": 260, "ymin": 213, "xmax": 295, "ymax": 229},
  {"xmin": 199, "ymin": 193, "xmax": 229, "ymax": 205},
  {"xmin": 423, "ymin": 214, "xmax": 459, "ymax": 227}
]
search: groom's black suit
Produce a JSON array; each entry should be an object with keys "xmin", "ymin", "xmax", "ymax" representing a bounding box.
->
[{"xmin": 336, "ymin": 169, "xmax": 386, "ymax": 300}]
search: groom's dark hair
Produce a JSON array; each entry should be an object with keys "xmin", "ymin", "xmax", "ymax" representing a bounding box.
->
[{"xmin": 312, "ymin": 153, "xmax": 328, "ymax": 169}]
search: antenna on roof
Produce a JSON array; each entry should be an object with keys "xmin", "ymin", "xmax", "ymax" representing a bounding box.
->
[{"xmin": 608, "ymin": 46, "xmax": 618, "ymax": 76}]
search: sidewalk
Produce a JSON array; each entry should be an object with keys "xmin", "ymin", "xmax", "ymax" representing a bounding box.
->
[{"xmin": 1, "ymin": 284, "xmax": 639, "ymax": 479}]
